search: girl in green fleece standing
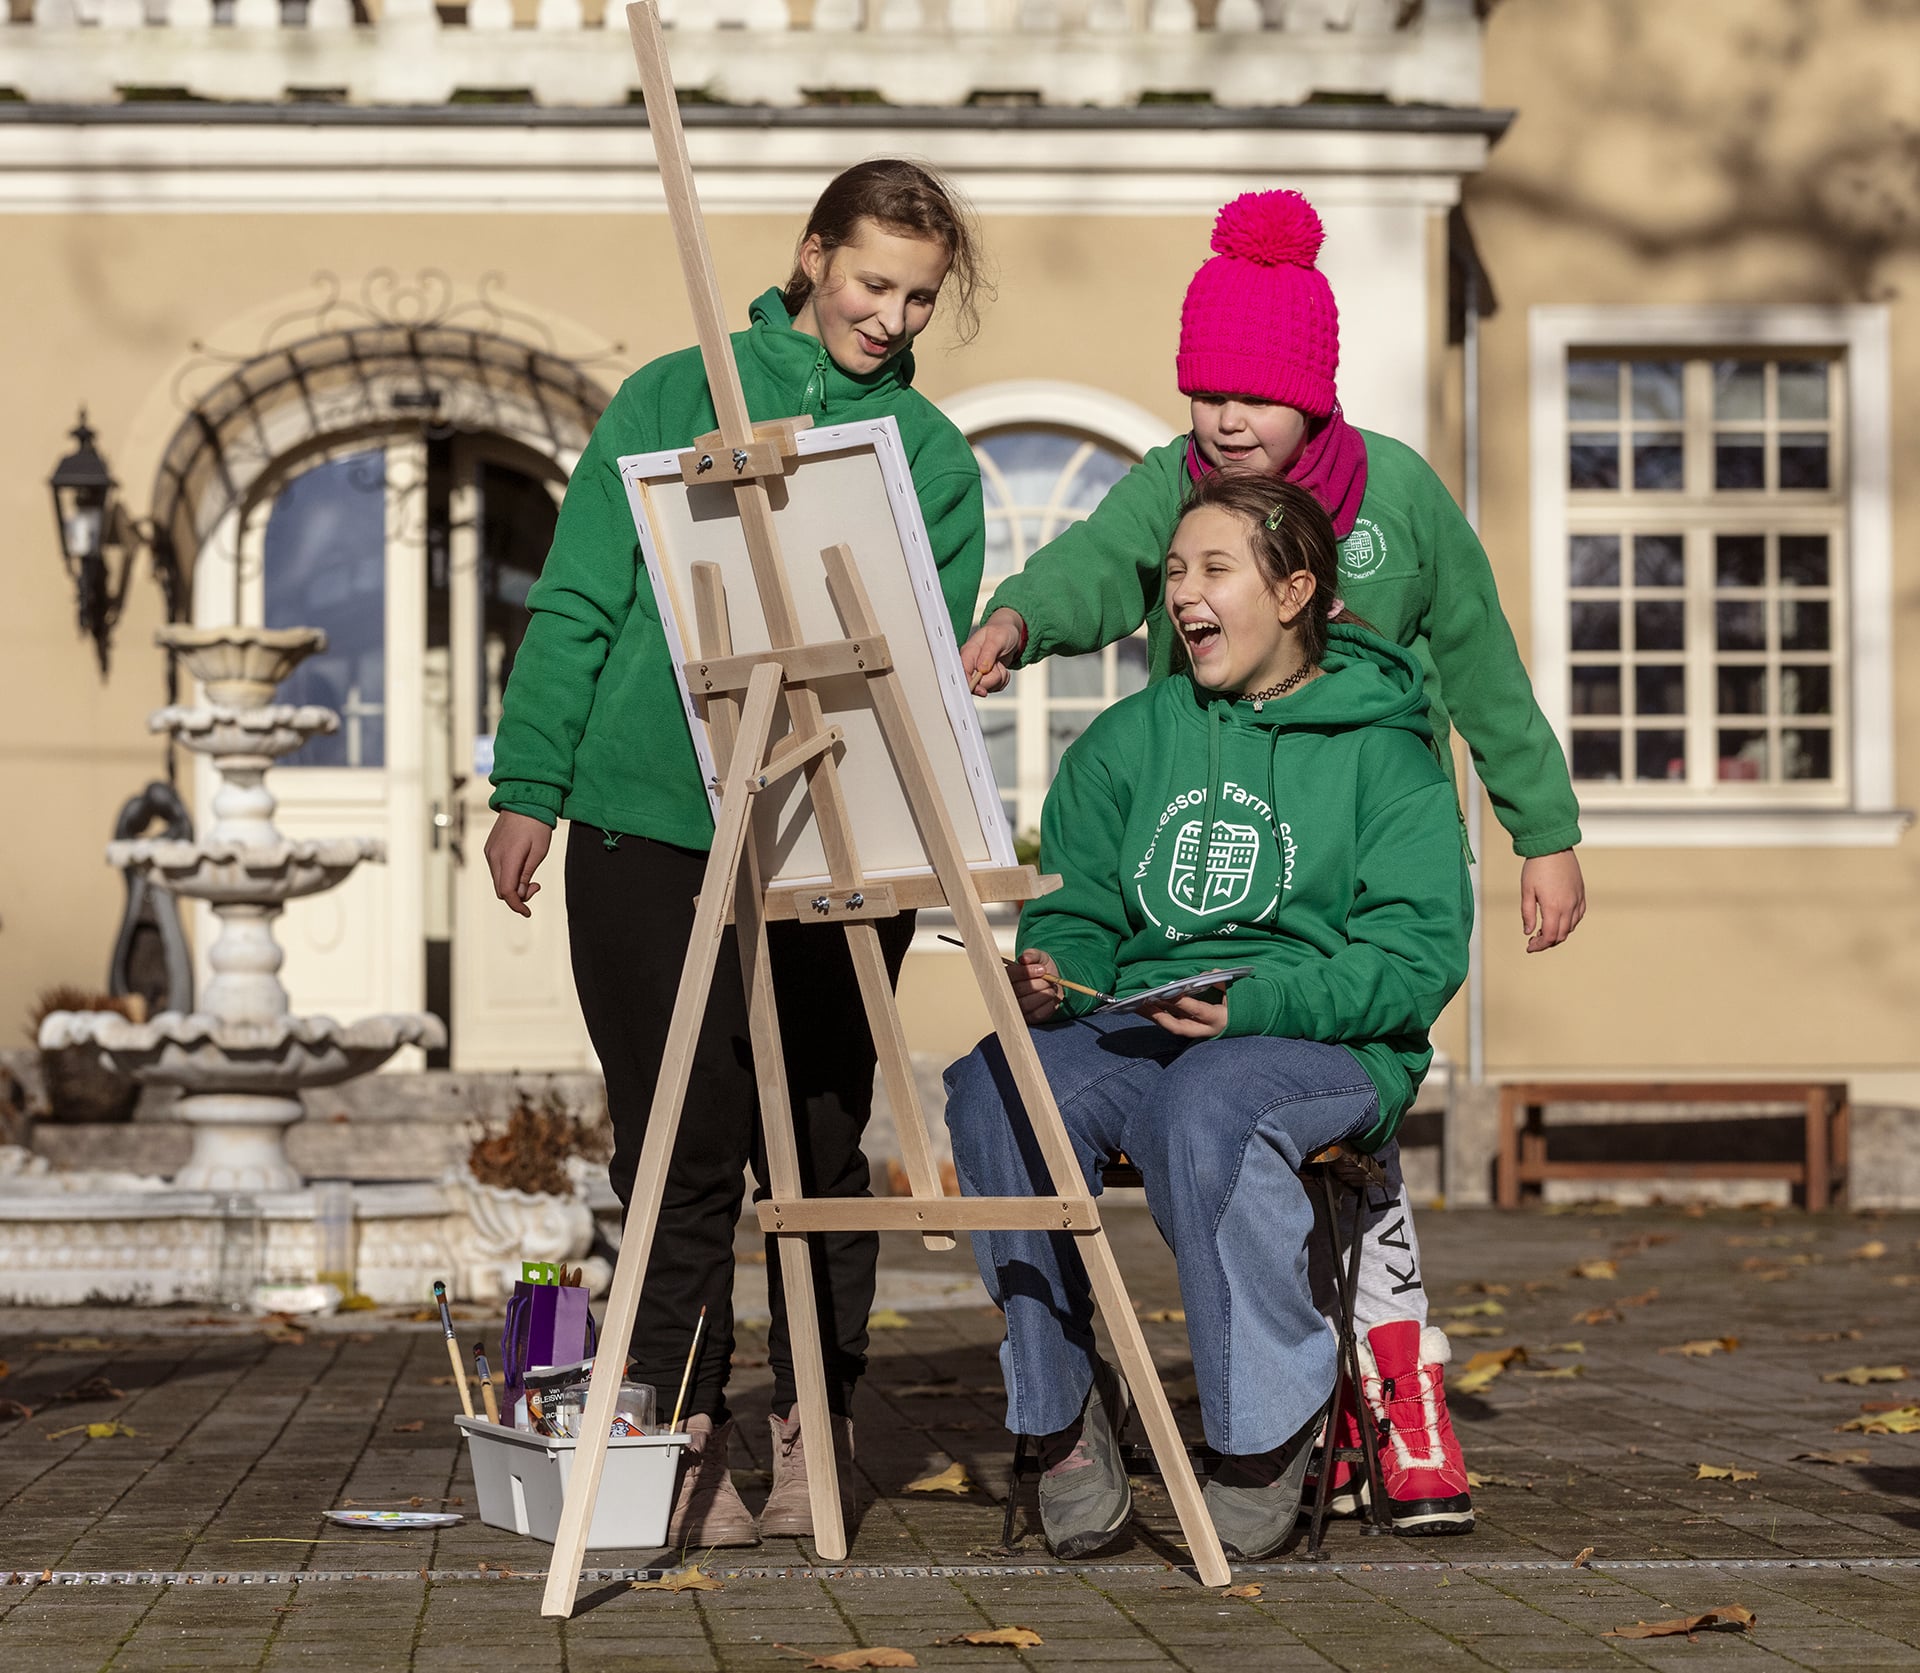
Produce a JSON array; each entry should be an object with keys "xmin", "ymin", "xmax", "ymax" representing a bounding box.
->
[
  {"xmin": 945, "ymin": 472, "xmax": 1471, "ymax": 1561},
  {"xmin": 483, "ymin": 161, "xmax": 988, "ymax": 1550},
  {"xmin": 958, "ymin": 188, "xmax": 1582, "ymax": 1536}
]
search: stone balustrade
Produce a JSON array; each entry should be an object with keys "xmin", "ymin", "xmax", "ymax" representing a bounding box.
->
[{"xmin": 0, "ymin": 0, "xmax": 1482, "ymax": 111}]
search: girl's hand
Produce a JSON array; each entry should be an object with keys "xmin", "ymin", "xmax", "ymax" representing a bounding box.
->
[
  {"xmin": 1139, "ymin": 987, "xmax": 1230, "ymax": 1040},
  {"xmin": 960, "ymin": 608, "xmax": 1027, "ymax": 696},
  {"xmin": 485, "ymin": 810, "xmax": 553, "ymax": 918},
  {"xmin": 1010, "ymin": 948, "xmax": 1062, "ymax": 1023},
  {"xmin": 1520, "ymin": 849, "xmax": 1586, "ymax": 952}
]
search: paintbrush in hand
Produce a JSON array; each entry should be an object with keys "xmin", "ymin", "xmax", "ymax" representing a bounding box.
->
[{"xmin": 936, "ymin": 934, "xmax": 1112, "ymax": 1004}]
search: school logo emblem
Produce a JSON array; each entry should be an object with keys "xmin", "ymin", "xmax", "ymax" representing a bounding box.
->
[
  {"xmin": 1338, "ymin": 517, "xmax": 1388, "ymax": 582},
  {"xmin": 1167, "ymin": 819, "xmax": 1262, "ymax": 917}
]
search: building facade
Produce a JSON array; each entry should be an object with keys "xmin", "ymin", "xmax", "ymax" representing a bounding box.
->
[{"xmin": 2, "ymin": 1, "xmax": 1913, "ymax": 1191}]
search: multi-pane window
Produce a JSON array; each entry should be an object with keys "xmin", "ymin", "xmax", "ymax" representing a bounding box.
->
[
  {"xmin": 1563, "ymin": 353, "xmax": 1846, "ymax": 801},
  {"xmin": 970, "ymin": 429, "xmax": 1147, "ymax": 838}
]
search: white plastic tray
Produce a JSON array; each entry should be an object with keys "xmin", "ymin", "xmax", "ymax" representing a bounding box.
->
[{"xmin": 456, "ymin": 1416, "xmax": 688, "ymax": 1550}]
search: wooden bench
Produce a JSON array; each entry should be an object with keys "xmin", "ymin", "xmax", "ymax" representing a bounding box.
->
[{"xmin": 1495, "ymin": 1082, "xmax": 1850, "ymax": 1210}]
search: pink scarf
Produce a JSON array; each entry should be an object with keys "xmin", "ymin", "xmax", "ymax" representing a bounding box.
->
[{"xmin": 1185, "ymin": 407, "xmax": 1369, "ymax": 539}]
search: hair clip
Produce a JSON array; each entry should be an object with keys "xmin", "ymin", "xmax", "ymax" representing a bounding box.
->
[{"xmin": 1263, "ymin": 504, "xmax": 1286, "ymax": 531}]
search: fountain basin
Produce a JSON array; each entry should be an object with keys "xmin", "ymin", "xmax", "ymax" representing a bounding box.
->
[
  {"xmin": 107, "ymin": 836, "xmax": 383, "ymax": 904},
  {"xmin": 150, "ymin": 703, "xmax": 340, "ymax": 760},
  {"xmin": 159, "ymin": 624, "xmax": 326, "ymax": 708},
  {"xmin": 37, "ymin": 1010, "xmax": 447, "ymax": 1094}
]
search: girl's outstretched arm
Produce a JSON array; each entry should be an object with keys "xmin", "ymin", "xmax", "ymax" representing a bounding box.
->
[{"xmin": 969, "ymin": 438, "xmax": 1189, "ymax": 673}]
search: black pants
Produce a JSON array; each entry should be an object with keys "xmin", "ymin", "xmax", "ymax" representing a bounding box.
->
[{"xmin": 567, "ymin": 826, "xmax": 914, "ymax": 1423}]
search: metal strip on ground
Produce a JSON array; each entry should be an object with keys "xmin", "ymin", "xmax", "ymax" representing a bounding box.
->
[{"xmin": 8, "ymin": 1558, "xmax": 1920, "ymax": 1586}]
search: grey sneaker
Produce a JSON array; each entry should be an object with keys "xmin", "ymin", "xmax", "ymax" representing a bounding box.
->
[
  {"xmin": 1035, "ymin": 1358, "xmax": 1133, "ymax": 1560},
  {"xmin": 1203, "ymin": 1419, "xmax": 1316, "ymax": 1560}
]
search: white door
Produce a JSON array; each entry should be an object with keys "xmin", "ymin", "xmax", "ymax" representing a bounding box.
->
[
  {"xmin": 444, "ymin": 440, "xmax": 594, "ymax": 1072},
  {"xmin": 206, "ymin": 432, "xmax": 592, "ymax": 1073},
  {"xmin": 223, "ymin": 439, "xmax": 427, "ymax": 1058}
]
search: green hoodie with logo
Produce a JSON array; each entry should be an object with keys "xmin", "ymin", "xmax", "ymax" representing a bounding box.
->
[
  {"xmin": 985, "ymin": 430, "xmax": 1581, "ymax": 859},
  {"xmin": 489, "ymin": 288, "xmax": 985, "ymax": 849},
  {"xmin": 1022, "ymin": 624, "xmax": 1471, "ymax": 1147}
]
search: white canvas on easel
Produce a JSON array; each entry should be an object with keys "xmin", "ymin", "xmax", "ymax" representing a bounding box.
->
[{"xmin": 620, "ymin": 417, "xmax": 1016, "ymax": 889}]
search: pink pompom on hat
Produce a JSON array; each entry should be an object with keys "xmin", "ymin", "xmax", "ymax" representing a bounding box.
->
[{"xmin": 1177, "ymin": 189, "xmax": 1339, "ymax": 417}]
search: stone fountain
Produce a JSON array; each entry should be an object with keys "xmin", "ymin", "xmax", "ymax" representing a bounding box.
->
[
  {"xmin": 0, "ymin": 626, "xmax": 602, "ymax": 1307},
  {"xmin": 38, "ymin": 626, "xmax": 445, "ymax": 1193}
]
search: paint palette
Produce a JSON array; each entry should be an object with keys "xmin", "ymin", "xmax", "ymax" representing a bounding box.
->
[{"xmin": 323, "ymin": 1509, "xmax": 464, "ymax": 1529}]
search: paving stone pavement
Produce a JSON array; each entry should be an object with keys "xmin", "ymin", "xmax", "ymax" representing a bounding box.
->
[{"xmin": 2, "ymin": 1204, "xmax": 1917, "ymax": 1670}]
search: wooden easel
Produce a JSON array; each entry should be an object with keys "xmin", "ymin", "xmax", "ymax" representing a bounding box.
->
[{"xmin": 538, "ymin": 3, "xmax": 1231, "ymax": 1616}]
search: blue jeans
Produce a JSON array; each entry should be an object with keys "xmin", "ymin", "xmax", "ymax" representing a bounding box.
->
[{"xmin": 943, "ymin": 1014, "xmax": 1379, "ymax": 1457}]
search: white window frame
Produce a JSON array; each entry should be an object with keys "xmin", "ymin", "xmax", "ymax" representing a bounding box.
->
[{"xmin": 1529, "ymin": 304, "xmax": 1909, "ymax": 847}]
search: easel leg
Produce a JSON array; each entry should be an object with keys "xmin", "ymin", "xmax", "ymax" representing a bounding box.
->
[
  {"xmin": 845, "ymin": 921, "xmax": 957, "ymax": 1253},
  {"xmin": 738, "ymin": 853, "xmax": 848, "ymax": 1559},
  {"xmin": 539, "ymin": 663, "xmax": 785, "ymax": 1620},
  {"xmin": 820, "ymin": 547, "xmax": 1229, "ymax": 1584}
]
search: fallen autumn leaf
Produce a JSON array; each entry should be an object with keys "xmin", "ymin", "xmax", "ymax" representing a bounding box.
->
[
  {"xmin": 1694, "ymin": 1462, "xmax": 1759, "ymax": 1482},
  {"xmin": 1605, "ymin": 1604, "xmax": 1755, "ymax": 1640},
  {"xmin": 1221, "ymin": 1584, "xmax": 1263, "ymax": 1600},
  {"xmin": 1446, "ymin": 1300, "xmax": 1505, "ymax": 1319},
  {"xmin": 1572, "ymin": 1546, "xmax": 1595, "ymax": 1567},
  {"xmin": 867, "ymin": 1310, "xmax": 911, "ymax": 1330},
  {"xmin": 1819, "ymin": 1365, "xmax": 1908, "ymax": 1386},
  {"xmin": 904, "ymin": 1460, "xmax": 975, "ymax": 1495},
  {"xmin": 1664, "ymin": 1337, "xmax": 1739, "ymax": 1358},
  {"xmin": 943, "ymin": 1627, "xmax": 1044, "ymax": 1646},
  {"xmin": 794, "ymin": 1649, "xmax": 917, "ymax": 1670},
  {"xmin": 1837, "ymin": 1405, "xmax": 1920, "ymax": 1435},
  {"xmin": 630, "ymin": 1564, "xmax": 723, "ymax": 1593},
  {"xmin": 1454, "ymin": 1347, "xmax": 1527, "ymax": 1395},
  {"xmin": 1570, "ymin": 1259, "xmax": 1618, "ymax": 1280}
]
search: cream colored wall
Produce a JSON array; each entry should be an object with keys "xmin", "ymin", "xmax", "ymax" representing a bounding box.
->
[
  {"xmin": 0, "ymin": 208, "xmax": 1203, "ymax": 1045},
  {"xmin": 1467, "ymin": 0, "xmax": 1920, "ymax": 1090}
]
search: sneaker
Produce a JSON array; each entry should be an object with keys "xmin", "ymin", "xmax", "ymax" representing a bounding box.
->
[
  {"xmin": 760, "ymin": 1408, "xmax": 854, "ymax": 1539},
  {"xmin": 1358, "ymin": 1321, "xmax": 1474, "ymax": 1535},
  {"xmin": 665, "ymin": 1413, "xmax": 760, "ymax": 1549},
  {"xmin": 1035, "ymin": 1358, "xmax": 1133, "ymax": 1560},
  {"xmin": 1203, "ymin": 1417, "xmax": 1316, "ymax": 1560}
]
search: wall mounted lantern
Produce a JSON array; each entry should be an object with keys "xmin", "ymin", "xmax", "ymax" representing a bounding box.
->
[{"xmin": 48, "ymin": 409, "xmax": 181, "ymax": 677}]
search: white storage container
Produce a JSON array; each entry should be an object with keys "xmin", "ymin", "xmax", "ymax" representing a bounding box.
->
[{"xmin": 456, "ymin": 1416, "xmax": 689, "ymax": 1550}]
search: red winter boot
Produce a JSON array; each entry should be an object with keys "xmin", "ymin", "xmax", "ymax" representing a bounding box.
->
[
  {"xmin": 1357, "ymin": 1321, "xmax": 1474, "ymax": 1535},
  {"xmin": 1305, "ymin": 1386, "xmax": 1370, "ymax": 1517}
]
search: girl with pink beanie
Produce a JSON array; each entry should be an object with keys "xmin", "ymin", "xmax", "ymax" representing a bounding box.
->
[{"xmin": 961, "ymin": 188, "xmax": 1585, "ymax": 1538}]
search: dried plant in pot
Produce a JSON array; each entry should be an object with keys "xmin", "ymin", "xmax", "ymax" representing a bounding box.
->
[
  {"xmin": 30, "ymin": 987, "xmax": 147, "ymax": 1124},
  {"xmin": 451, "ymin": 1088, "xmax": 615, "ymax": 1299}
]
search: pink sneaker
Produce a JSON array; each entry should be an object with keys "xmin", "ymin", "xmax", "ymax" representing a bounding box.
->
[{"xmin": 1357, "ymin": 1321, "xmax": 1474, "ymax": 1535}]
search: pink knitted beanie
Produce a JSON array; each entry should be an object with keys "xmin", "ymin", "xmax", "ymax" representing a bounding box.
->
[{"xmin": 1177, "ymin": 190, "xmax": 1339, "ymax": 416}]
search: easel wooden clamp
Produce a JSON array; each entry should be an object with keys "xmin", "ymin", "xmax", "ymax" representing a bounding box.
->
[{"xmin": 537, "ymin": 3, "xmax": 1232, "ymax": 1617}]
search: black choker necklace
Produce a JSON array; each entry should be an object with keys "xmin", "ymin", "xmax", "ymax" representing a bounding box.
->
[{"xmin": 1237, "ymin": 665, "xmax": 1317, "ymax": 712}]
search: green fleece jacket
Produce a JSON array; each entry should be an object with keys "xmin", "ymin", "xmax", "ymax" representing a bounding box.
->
[
  {"xmin": 1022, "ymin": 625, "xmax": 1471, "ymax": 1147},
  {"xmin": 489, "ymin": 289, "xmax": 985, "ymax": 849},
  {"xmin": 985, "ymin": 431, "xmax": 1581, "ymax": 859}
]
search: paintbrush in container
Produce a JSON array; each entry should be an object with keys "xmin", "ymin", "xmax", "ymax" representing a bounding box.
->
[
  {"xmin": 472, "ymin": 1342, "xmax": 502, "ymax": 1426},
  {"xmin": 433, "ymin": 1280, "xmax": 474, "ymax": 1419},
  {"xmin": 668, "ymin": 1304, "xmax": 708, "ymax": 1434}
]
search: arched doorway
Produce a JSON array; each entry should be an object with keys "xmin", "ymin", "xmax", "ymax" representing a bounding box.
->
[{"xmin": 159, "ymin": 315, "xmax": 615, "ymax": 1072}]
